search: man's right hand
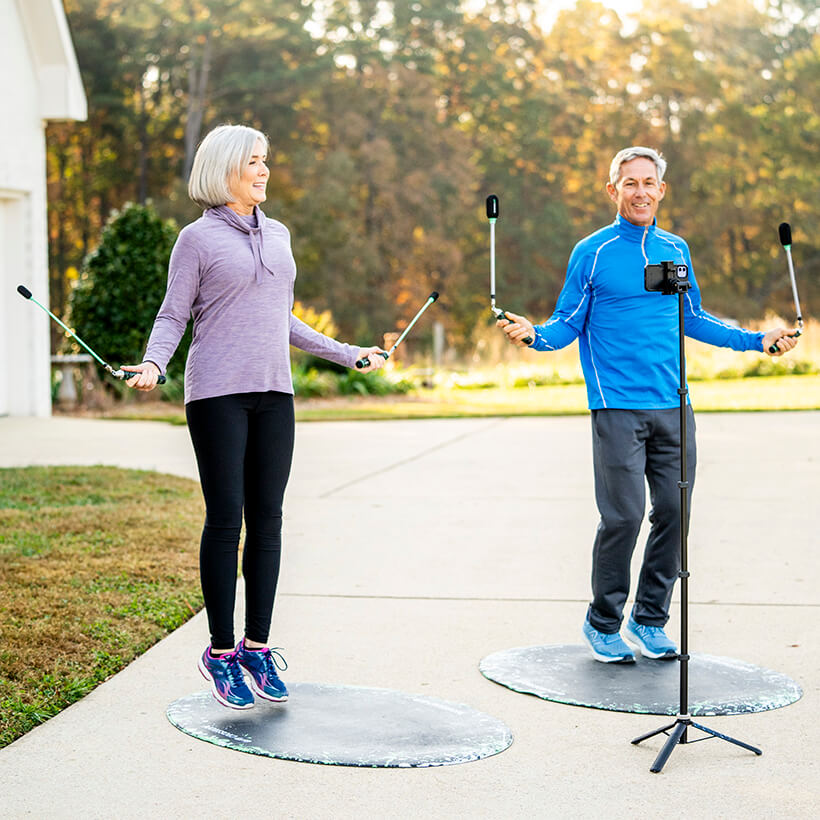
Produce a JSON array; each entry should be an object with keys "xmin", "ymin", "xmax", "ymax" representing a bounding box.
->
[
  {"xmin": 762, "ymin": 327, "xmax": 800, "ymax": 357},
  {"xmin": 497, "ymin": 311, "xmax": 536, "ymax": 348}
]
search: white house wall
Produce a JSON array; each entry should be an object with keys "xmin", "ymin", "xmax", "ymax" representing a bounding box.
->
[
  {"xmin": 0, "ymin": 0, "xmax": 86, "ymax": 417},
  {"xmin": 0, "ymin": 0, "xmax": 51, "ymax": 417},
  {"xmin": 17, "ymin": 0, "xmax": 87, "ymax": 121}
]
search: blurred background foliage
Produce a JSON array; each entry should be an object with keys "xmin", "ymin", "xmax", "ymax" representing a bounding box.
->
[
  {"xmin": 49, "ymin": 0, "xmax": 818, "ymax": 360},
  {"xmin": 68, "ymin": 203, "xmax": 188, "ymax": 378}
]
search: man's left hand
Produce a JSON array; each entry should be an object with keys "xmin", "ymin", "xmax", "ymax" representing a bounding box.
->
[{"xmin": 762, "ymin": 327, "xmax": 800, "ymax": 357}]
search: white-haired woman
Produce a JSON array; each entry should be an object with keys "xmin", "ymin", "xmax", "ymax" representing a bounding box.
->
[{"xmin": 123, "ymin": 124, "xmax": 386, "ymax": 709}]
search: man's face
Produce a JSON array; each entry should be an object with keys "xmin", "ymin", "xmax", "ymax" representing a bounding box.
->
[{"xmin": 606, "ymin": 157, "xmax": 666, "ymax": 227}]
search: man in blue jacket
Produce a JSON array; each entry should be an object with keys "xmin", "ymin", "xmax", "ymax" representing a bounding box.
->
[{"xmin": 499, "ymin": 146, "xmax": 798, "ymax": 663}]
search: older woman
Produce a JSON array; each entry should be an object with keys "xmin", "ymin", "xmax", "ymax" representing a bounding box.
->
[{"xmin": 123, "ymin": 124, "xmax": 386, "ymax": 709}]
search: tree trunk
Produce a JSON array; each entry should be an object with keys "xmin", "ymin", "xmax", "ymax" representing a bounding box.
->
[
  {"xmin": 51, "ymin": 137, "xmax": 67, "ymax": 333},
  {"xmin": 137, "ymin": 81, "xmax": 148, "ymax": 204},
  {"xmin": 183, "ymin": 28, "xmax": 213, "ymax": 181}
]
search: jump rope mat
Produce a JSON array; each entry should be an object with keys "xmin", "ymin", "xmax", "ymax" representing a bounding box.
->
[
  {"xmin": 167, "ymin": 682, "xmax": 513, "ymax": 767},
  {"xmin": 479, "ymin": 644, "xmax": 802, "ymax": 716}
]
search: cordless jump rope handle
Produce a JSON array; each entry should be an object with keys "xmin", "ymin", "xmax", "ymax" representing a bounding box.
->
[
  {"xmin": 120, "ymin": 369, "xmax": 167, "ymax": 385},
  {"xmin": 17, "ymin": 284, "xmax": 170, "ymax": 386},
  {"xmin": 768, "ymin": 329, "xmax": 801, "ymax": 355},
  {"xmin": 499, "ymin": 311, "xmax": 534, "ymax": 346},
  {"xmin": 485, "ymin": 204, "xmax": 533, "ymax": 345},
  {"xmin": 355, "ymin": 351, "xmax": 390, "ymax": 369},
  {"xmin": 769, "ymin": 222, "xmax": 802, "ymax": 353},
  {"xmin": 486, "ymin": 194, "xmax": 499, "ymax": 220}
]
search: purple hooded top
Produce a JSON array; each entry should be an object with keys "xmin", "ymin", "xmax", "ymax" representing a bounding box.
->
[{"xmin": 143, "ymin": 205, "xmax": 360, "ymax": 404}]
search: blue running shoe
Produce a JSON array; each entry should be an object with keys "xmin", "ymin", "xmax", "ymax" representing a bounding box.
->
[
  {"xmin": 198, "ymin": 647, "xmax": 254, "ymax": 709},
  {"xmin": 235, "ymin": 639, "xmax": 289, "ymax": 702},
  {"xmin": 582, "ymin": 617, "xmax": 635, "ymax": 663},
  {"xmin": 624, "ymin": 616, "xmax": 678, "ymax": 659}
]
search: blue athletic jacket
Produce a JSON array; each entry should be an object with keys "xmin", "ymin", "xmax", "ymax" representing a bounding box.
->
[{"xmin": 530, "ymin": 215, "xmax": 764, "ymax": 410}]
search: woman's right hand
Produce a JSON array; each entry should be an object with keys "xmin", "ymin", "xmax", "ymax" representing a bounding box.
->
[{"xmin": 121, "ymin": 362, "xmax": 161, "ymax": 391}]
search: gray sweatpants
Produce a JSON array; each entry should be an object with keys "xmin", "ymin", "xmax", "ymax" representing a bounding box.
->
[{"xmin": 586, "ymin": 406, "xmax": 696, "ymax": 633}]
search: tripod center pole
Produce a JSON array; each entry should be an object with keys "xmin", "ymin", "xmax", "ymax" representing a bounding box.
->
[{"xmin": 677, "ymin": 287, "xmax": 690, "ymax": 719}]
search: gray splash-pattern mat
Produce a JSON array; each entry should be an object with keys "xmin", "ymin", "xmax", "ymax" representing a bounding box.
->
[
  {"xmin": 480, "ymin": 644, "xmax": 802, "ymax": 716},
  {"xmin": 167, "ymin": 682, "xmax": 512, "ymax": 767}
]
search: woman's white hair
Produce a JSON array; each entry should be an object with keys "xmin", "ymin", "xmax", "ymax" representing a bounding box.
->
[
  {"xmin": 188, "ymin": 124, "xmax": 268, "ymax": 209},
  {"xmin": 609, "ymin": 146, "xmax": 667, "ymax": 187}
]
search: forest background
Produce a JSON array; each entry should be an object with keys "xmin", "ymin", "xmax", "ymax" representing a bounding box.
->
[{"xmin": 48, "ymin": 0, "xmax": 819, "ymax": 357}]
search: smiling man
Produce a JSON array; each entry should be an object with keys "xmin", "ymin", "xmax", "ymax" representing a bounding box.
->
[{"xmin": 499, "ymin": 146, "xmax": 798, "ymax": 664}]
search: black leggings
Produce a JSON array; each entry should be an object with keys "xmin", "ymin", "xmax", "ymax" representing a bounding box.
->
[{"xmin": 186, "ymin": 391, "xmax": 295, "ymax": 648}]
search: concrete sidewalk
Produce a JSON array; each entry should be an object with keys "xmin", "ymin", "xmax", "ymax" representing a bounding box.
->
[{"xmin": 0, "ymin": 412, "xmax": 817, "ymax": 818}]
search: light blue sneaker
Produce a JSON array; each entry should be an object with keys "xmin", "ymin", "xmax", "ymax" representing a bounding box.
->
[
  {"xmin": 582, "ymin": 617, "xmax": 635, "ymax": 663},
  {"xmin": 624, "ymin": 616, "xmax": 678, "ymax": 659}
]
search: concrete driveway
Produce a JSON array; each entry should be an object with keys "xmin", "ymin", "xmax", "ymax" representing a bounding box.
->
[{"xmin": 0, "ymin": 412, "xmax": 817, "ymax": 818}]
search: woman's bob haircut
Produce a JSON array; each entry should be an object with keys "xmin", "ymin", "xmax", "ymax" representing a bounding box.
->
[{"xmin": 188, "ymin": 124, "xmax": 268, "ymax": 209}]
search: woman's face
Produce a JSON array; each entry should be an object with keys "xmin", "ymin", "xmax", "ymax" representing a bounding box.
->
[{"xmin": 227, "ymin": 138, "xmax": 269, "ymax": 214}]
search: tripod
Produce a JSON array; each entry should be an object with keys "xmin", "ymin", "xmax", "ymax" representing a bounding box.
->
[{"xmin": 631, "ymin": 271, "xmax": 763, "ymax": 773}]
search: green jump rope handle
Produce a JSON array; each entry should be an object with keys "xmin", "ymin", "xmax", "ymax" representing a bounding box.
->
[
  {"xmin": 767, "ymin": 329, "xmax": 800, "ymax": 354},
  {"xmin": 355, "ymin": 351, "xmax": 390, "ymax": 369}
]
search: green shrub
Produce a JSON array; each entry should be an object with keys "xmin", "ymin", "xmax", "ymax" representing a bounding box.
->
[
  {"xmin": 741, "ymin": 358, "xmax": 818, "ymax": 378},
  {"xmin": 292, "ymin": 365, "xmax": 339, "ymax": 398},
  {"xmin": 290, "ymin": 302, "xmax": 349, "ymax": 373},
  {"xmin": 157, "ymin": 372, "xmax": 186, "ymax": 403},
  {"xmin": 337, "ymin": 370, "xmax": 413, "ymax": 396},
  {"xmin": 513, "ymin": 373, "xmax": 585, "ymax": 388},
  {"xmin": 68, "ymin": 203, "xmax": 187, "ymax": 388},
  {"xmin": 447, "ymin": 374, "xmax": 499, "ymax": 390},
  {"xmin": 292, "ymin": 362, "xmax": 414, "ymax": 398}
]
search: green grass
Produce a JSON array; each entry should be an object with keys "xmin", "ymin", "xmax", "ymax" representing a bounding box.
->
[
  {"xmin": 81, "ymin": 374, "xmax": 820, "ymax": 423},
  {"xmin": 687, "ymin": 375, "xmax": 820, "ymax": 411},
  {"xmin": 294, "ymin": 374, "xmax": 820, "ymax": 420},
  {"xmin": 0, "ymin": 467, "xmax": 204, "ymax": 749}
]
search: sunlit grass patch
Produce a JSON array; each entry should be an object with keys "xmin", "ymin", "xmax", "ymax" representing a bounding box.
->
[{"xmin": 0, "ymin": 467, "xmax": 204, "ymax": 748}]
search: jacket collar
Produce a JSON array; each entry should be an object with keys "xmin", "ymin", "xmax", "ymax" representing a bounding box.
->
[
  {"xmin": 614, "ymin": 213, "xmax": 657, "ymax": 242},
  {"xmin": 206, "ymin": 205, "xmax": 275, "ymax": 283}
]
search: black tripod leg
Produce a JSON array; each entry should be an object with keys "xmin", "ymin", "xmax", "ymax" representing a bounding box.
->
[
  {"xmin": 631, "ymin": 720, "xmax": 678, "ymax": 746},
  {"xmin": 690, "ymin": 722, "xmax": 763, "ymax": 756},
  {"xmin": 649, "ymin": 721, "xmax": 688, "ymax": 773}
]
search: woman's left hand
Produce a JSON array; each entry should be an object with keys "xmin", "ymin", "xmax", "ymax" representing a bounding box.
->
[{"xmin": 356, "ymin": 346, "xmax": 388, "ymax": 372}]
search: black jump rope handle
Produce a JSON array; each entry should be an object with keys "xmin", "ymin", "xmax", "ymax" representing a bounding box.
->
[
  {"xmin": 122, "ymin": 371, "xmax": 167, "ymax": 385},
  {"xmin": 768, "ymin": 329, "xmax": 801, "ymax": 355},
  {"xmin": 499, "ymin": 311, "xmax": 533, "ymax": 346},
  {"xmin": 355, "ymin": 351, "xmax": 390, "ymax": 369}
]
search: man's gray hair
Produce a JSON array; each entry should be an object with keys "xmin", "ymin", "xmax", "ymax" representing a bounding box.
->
[
  {"xmin": 188, "ymin": 124, "xmax": 268, "ymax": 209},
  {"xmin": 609, "ymin": 146, "xmax": 667, "ymax": 187}
]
